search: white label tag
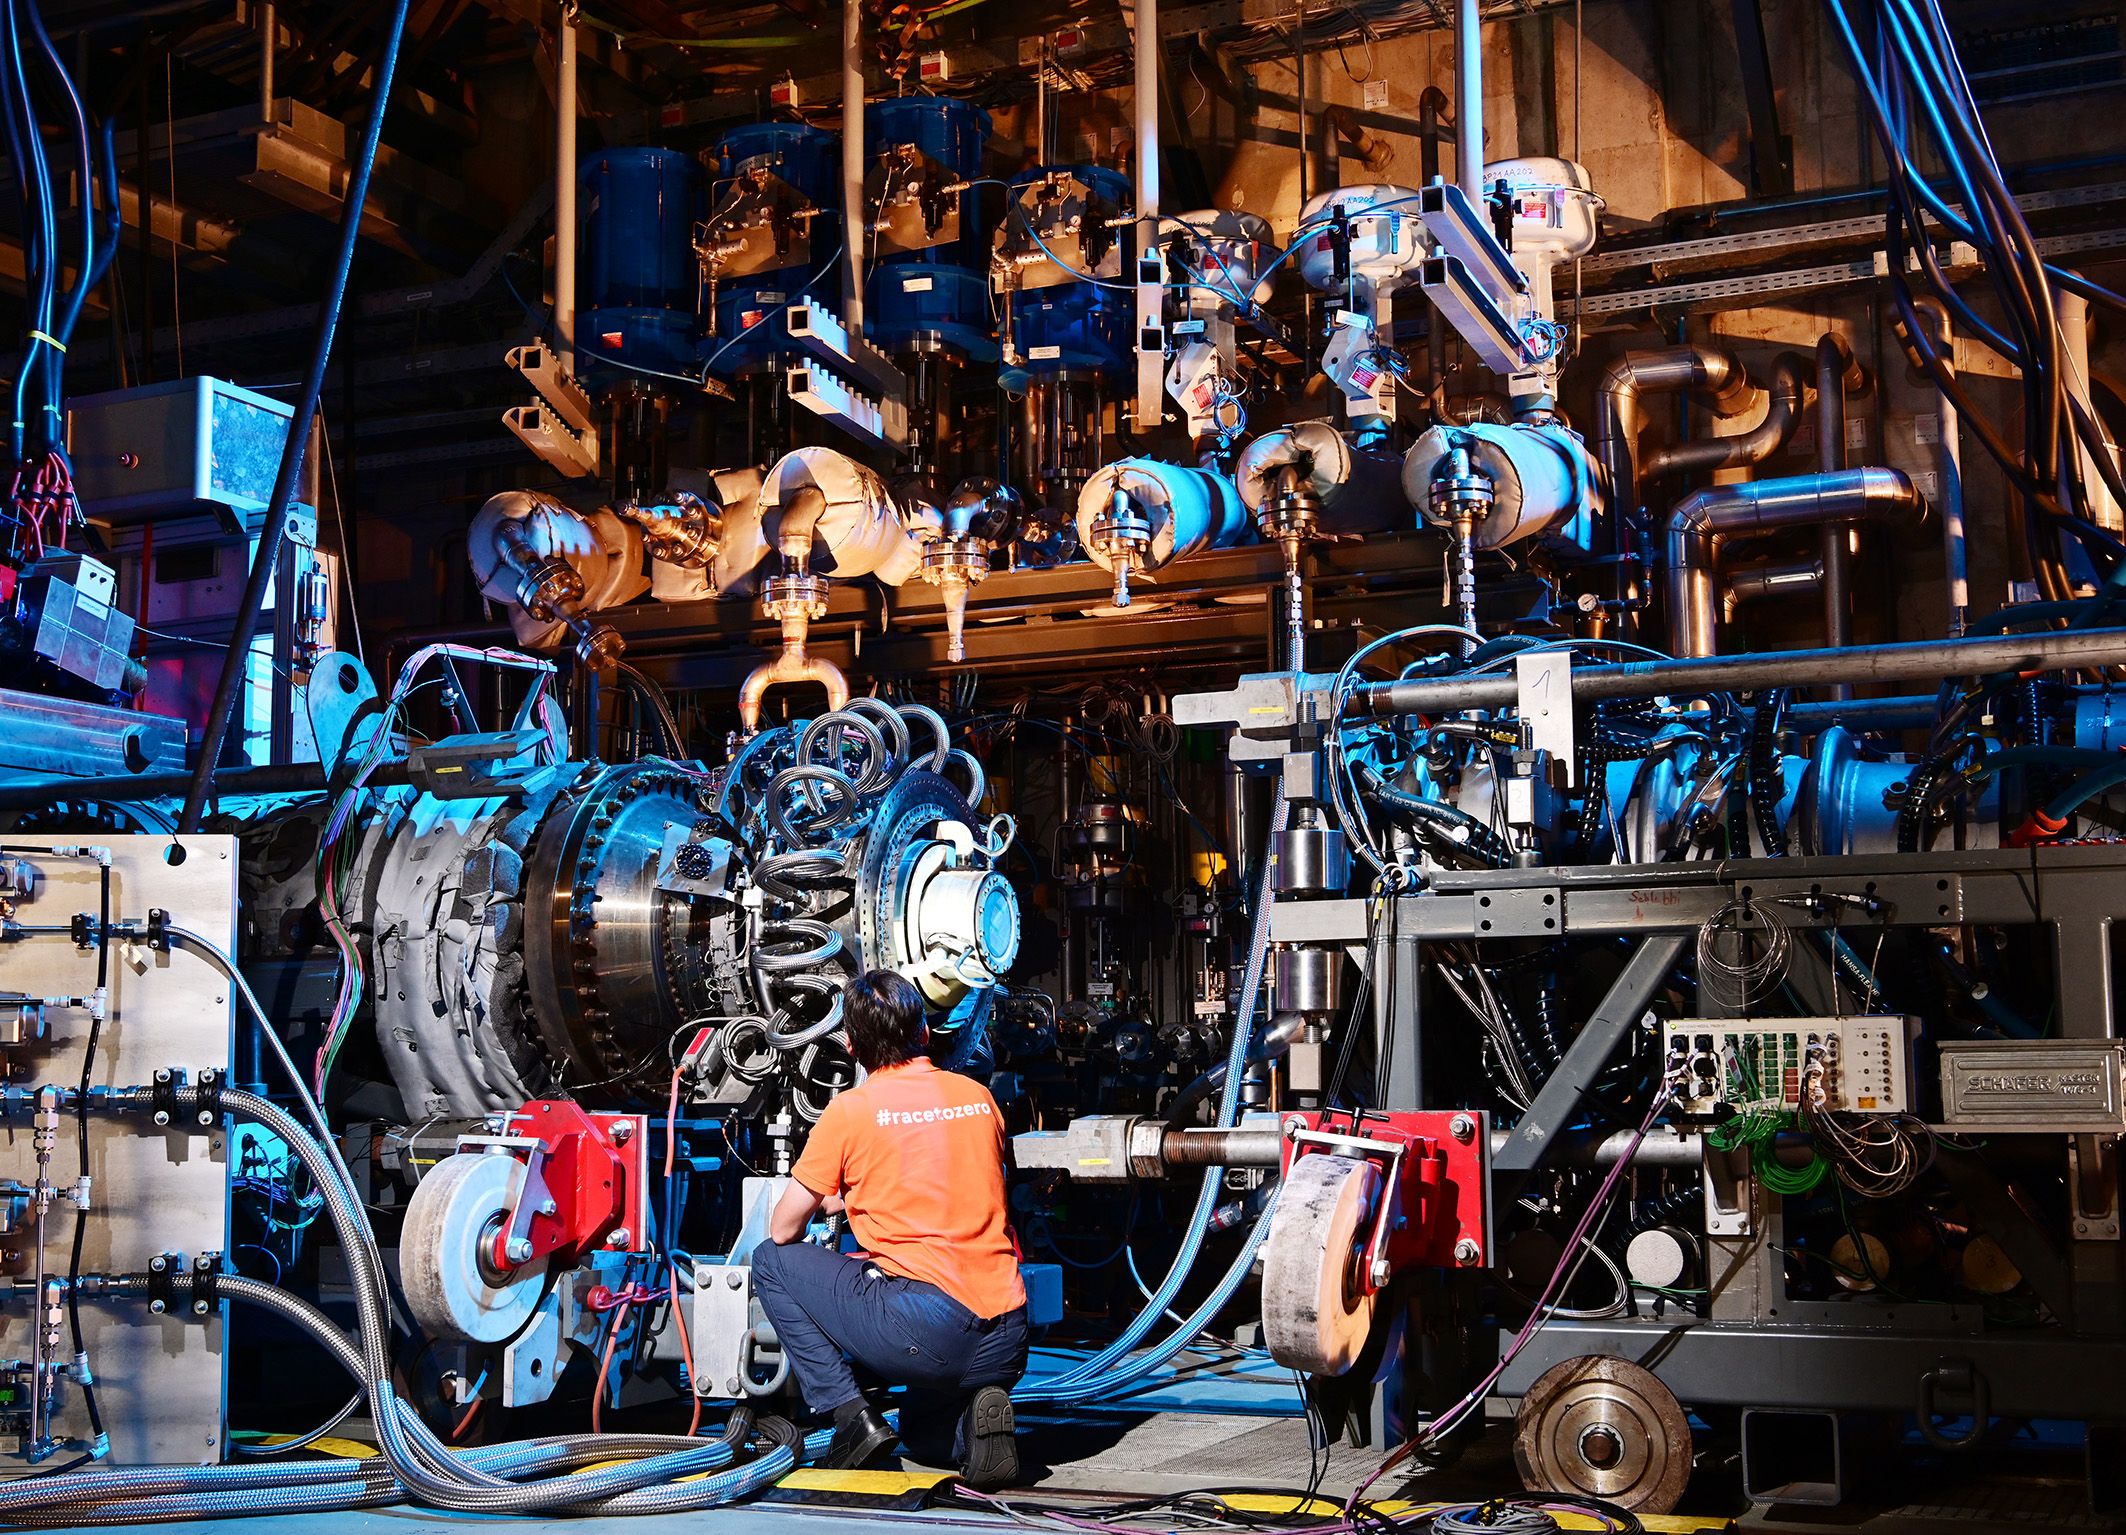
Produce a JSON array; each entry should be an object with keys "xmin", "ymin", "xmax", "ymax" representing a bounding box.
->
[
  {"xmin": 902, "ymin": 275, "xmax": 934, "ymax": 293},
  {"xmin": 1363, "ymin": 79, "xmax": 1388, "ymax": 110},
  {"xmin": 1028, "ymin": 344, "xmax": 1062, "ymax": 360}
]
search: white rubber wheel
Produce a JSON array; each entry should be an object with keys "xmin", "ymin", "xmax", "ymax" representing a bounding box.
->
[
  {"xmin": 402, "ymin": 1152, "xmax": 548, "ymax": 1343},
  {"xmin": 1263, "ymin": 1153, "xmax": 1381, "ymax": 1375}
]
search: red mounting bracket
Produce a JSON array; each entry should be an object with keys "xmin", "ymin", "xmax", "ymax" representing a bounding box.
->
[
  {"xmin": 1280, "ymin": 1107, "xmax": 1493, "ymax": 1293},
  {"xmin": 460, "ymin": 1101, "xmax": 650, "ymax": 1273}
]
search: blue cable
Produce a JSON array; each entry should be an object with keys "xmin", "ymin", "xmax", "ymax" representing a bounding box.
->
[{"xmin": 21, "ymin": 0, "xmax": 92, "ymax": 431}]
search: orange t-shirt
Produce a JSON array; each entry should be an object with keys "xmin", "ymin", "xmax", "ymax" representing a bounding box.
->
[{"xmin": 791, "ymin": 1058, "xmax": 1026, "ymax": 1319}]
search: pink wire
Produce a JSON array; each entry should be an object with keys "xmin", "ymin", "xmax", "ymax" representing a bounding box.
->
[{"xmin": 1349, "ymin": 1080, "xmax": 1680, "ymax": 1508}]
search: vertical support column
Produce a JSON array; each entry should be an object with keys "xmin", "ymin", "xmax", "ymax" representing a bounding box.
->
[
  {"xmin": 258, "ymin": 1, "xmax": 276, "ymax": 122},
  {"xmin": 1455, "ymin": 0, "xmax": 1484, "ymax": 206},
  {"xmin": 1920, "ymin": 299, "xmax": 1970, "ymax": 636},
  {"xmin": 1132, "ymin": 0, "xmax": 1164, "ymax": 428},
  {"xmin": 2060, "ymin": 290, "xmax": 2121, "ymax": 534},
  {"xmin": 554, "ymin": 6, "xmax": 578, "ymax": 372},
  {"xmin": 1816, "ymin": 336, "xmax": 1854, "ymax": 677},
  {"xmin": 843, "ymin": 0, "xmax": 865, "ymax": 335}
]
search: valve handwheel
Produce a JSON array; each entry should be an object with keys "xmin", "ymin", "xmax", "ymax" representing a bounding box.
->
[
  {"xmin": 403, "ymin": 1152, "xmax": 552, "ymax": 1343},
  {"xmin": 1262, "ymin": 1153, "xmax": 1382, "ymax": 1375}
]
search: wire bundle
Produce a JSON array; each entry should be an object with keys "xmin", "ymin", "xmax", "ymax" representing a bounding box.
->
[
  {"xmin": 310, "ymin": 644, "xmax": 568, "ymax": 1101},
  {"xmin": 0, "ymin": 2, "xmax": 116, "ymax": 567},
  {"xmin": 1807, "ymin": 1107, "xmax": 1935, "ymax": 1198},
  {"xmin": 1694, "ymin": 896, "xmax": 1792, "ymax": 1011},
  {"xmin": 1827, "ymin": 0, "xmax": 2126, "ymax": 594}
]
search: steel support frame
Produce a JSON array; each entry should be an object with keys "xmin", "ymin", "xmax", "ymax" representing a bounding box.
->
[{"xmin": 1271, "ymin": 845, "xmax": 2126, "ymax": 1419}]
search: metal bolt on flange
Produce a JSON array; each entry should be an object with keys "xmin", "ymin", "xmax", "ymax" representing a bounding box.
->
[
  {"xmin": 1453, "ymin": 1237, "xmax": 1481, "ymax": 1266},
  {"xmin": 1449, "ymin": 1114, "xmax": 1475, "ymax": 1143},
  {"xmin": 504, "ymin": 1236, "xmax": 535, "ymax": 1265}
]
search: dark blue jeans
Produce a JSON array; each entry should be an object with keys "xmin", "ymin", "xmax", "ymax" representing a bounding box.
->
[{"xmin": 749, "ymin": 1239, "xmax": 1029, "ymax": 1426}]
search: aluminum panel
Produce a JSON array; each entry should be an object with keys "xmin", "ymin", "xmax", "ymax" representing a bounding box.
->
[{"xmin": 0, "ymin": 835, "xmax": 235, "ymax": 1470}]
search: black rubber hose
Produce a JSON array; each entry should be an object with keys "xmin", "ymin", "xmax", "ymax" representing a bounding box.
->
[
  {"xmin": 1749, "ymin": 689, "xmax": 1790, "ymax": 856},
  {"xmin": 178, "ymin": 0, "xmax": 415, "ymax": 834},
  {"xmin": 1352, "ymin": 764, "xmax": 1512, "ymax": 867}
]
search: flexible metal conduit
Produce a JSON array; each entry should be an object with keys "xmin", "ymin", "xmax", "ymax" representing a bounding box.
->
[
  {"xmin": 1018, "ymin": 784, "xmax": 1289, "ymax": 1403},
  {"xmin": 1357, "ymin": 626, "xmax": 2126, "ymax": 715},
  {"xmin": 33, "ymin": 929, "xmax": 814, "ymax": 1521},
  {"xmin": 1665, "ymin": 467, "xmax": 1925, "ymax": 658}
]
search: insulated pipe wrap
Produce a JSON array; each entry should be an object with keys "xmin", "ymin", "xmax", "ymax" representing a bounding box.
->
[
  {"xmin": 759, "ymin": 447, "xmax": 923, "ymax": 584},
  {"xmin": 1235, "ymin": 421, "xmax": 1410, "ymax": 535},
  {"xmin": 1075, "ymin": 458, "xmax": 1253, "ymax": 576},
  {"xmin": 1402, "ymin": 421, "xmax": 1599, "ymax": 549}
]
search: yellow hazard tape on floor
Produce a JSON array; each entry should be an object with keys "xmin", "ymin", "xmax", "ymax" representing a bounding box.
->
[
  {"xmin": 1212, "ymin": 1493, "xmax": 1730, "ymax": 1532},
  {"xmin": 778, "ymin": 1468, "xmax": 956, "ymax": 1494},
  {"xmin": 230, "ymin": 1434, "xmax": 378, "ymax": 1460}
]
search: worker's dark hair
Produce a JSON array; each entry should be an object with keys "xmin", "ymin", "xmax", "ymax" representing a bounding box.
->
[{"xmin": 843, "ymin": 970, "xmax": 928, "ymax": 1072}]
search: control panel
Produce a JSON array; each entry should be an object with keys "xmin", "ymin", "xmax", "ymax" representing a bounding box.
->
[{"xmin": 1665, "ymin": 1017, "xmax": 1913, "ymax": 1116}]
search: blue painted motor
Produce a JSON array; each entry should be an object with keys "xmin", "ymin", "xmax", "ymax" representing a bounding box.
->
[
  {"xmin": 996, "ymin": 165, "xmax": 1134, "ymax": 385},
  {"xmin": 578, "ymin": 148, "xmax": 707, "ymax": 387},
  {"xmin": 700, "ymin": 123, "xmax": 841, "ymax": 378},
  {"xmin": 864, "ymin": 97, "xmax": 996, "ymax": 360}
]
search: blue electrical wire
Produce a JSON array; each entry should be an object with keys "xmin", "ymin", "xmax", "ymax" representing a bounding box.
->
[{"xmin": 21, "ymin": 0, "xmax": 93, "ymax": 431}]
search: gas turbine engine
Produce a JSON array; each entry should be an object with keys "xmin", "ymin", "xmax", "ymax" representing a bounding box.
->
[
  {"xmin": 346, "ymin": 700, "xmax": 1017, "ymax": 1134},
  {"xmin": 346, "ymin": 700, "xmax": 1018, "ymax": 1350}
]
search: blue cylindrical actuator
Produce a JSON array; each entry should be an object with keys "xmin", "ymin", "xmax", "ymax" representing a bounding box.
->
[
  {"xmin": 864, "ymin": 97, "xmax": 996, "ymax": 360},
  {"xmin": 579, "ymin": 147, "xmax": 707, "ymax": 385}
]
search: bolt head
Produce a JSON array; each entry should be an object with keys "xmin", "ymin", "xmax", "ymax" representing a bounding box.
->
[
  {"xmin": 607, "ymin": 1227, "xmax": 632, "ymax": 1249},
  {"xmin": 1453, "ymin": 1237, "xmax": 1481, "ymax": 1267},
  {"xmin": 726, "ymin": 1271, "xmax": 743, "ymax": 1289},
  {"xmin": 196, "ymin": 1110, "xmax": 215, "ymax": 1126},
  {"xmin": 504, "ymin": 1236, "xmax": 535, "ymax": 1265},
  {"xmin": 537, "ymin": 1199, "xmax": 558, "ymax": 1218},
  {"xmin": 1449, "ymin": 1113, "xmax": 1475, "ymax": 1143},
  {"xmin": 148, "ymin": 1300, "xmax": 165, "ymax": 1314},
  {"xmin": 609, "ymin": 1121, "xmax": 635, "ymax": 1144},
  {"xmin": 151, "ymin": 1111, "xmax": 170, "ymax": 1127},
  {"xmin": 148, "ymin": 1256, "xmax": 166, "ymax": 1272},
  {"xmin": 192, "ymin": 1299, "xmax": 210, "ymax": 1316}
]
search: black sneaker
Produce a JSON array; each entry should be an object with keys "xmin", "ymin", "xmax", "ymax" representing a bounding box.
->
[
  {"xmin": 824, "ymin": 1402, "xmax": 897, "ymax": 1470},
  {"xmin": 957, "ymin": 1386, "xmax": 1017, "ymax": 1490}
]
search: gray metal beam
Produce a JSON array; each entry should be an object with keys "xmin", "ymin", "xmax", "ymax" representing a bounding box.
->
[
  {"xmin": 1359, "ymin": 628, "xmax": 2126, "ymax": 715},
  {"xmin": 1491, "ymin": 933, "xmax": 1689, "ymax": 1178}
]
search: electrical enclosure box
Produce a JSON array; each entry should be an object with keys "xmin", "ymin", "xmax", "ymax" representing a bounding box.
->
[
  {"xmin": 1666, "ymin": 1017, "xmax": 1914, "ymax": 1115},
  {"xmin": 65, "ymin": 377, "xmax": 315, "ymax": 533}
]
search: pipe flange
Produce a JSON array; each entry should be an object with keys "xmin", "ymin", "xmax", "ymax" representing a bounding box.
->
[
  {"xmin": 761, "ymin": 573, "xmax": 831, "ymax": 621},
  {"xmin": 524, "ymin": 762, "xmax": 715, "ymax": 1096},
  {"xmin": 921, "ymin": 537, "xmax": 992, "ymax": 585},
  {"xmin": 1258, "ymin": 486, "xmax": 1324, "ymax": 541}
]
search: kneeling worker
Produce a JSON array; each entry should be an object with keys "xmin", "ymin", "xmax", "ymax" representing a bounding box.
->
[{"xmin": 751, "ymin": 970, "xmax": 1028, "ymax": 1487}]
